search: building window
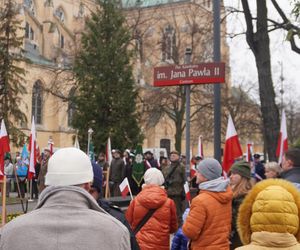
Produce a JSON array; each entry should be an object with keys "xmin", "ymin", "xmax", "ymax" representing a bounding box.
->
[
  {"xmin": 25, "ymin": 22, "xmax": 35, "ymax": 40},
  {"xmin": 135, "ymin": 30, "xmax": 143, "ymax": 61},
  {"xmin": 160, "ymin": 139, "xmax": 171, "ymax": 156},
  {"xmin": 162, "ymin": 25, "xmax": 176, "ymax": 62},
  {"xmin": 32, "ymin": 81, "xmax": 43, "ymax": 124},
  {"xmin": 60, "ymin": 34, "xmax": 64, "ymax": 48},
  {"xmin": 78, "ymin": 3, "xmax": 85, "ymax": 17},
  {"xmin": 68, "ymin": 88, "xmax": 76, "ymax": 127},
  {"xmin": 55, "ymin": 7, "xmax": 65, "ymax": 23},
  {"xmin": 24, "ymin": 0, "xmax": 35, "ymax": 15}
]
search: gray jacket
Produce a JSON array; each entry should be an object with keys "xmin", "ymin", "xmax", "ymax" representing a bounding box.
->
[{"xmin": 0, "ymin": 186, "xmax": 131, "ymax": 250}]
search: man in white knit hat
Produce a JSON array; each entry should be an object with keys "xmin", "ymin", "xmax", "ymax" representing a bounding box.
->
[{"xmin": 0, "ymin": 147, "xmax": 130, "ymax": 250}]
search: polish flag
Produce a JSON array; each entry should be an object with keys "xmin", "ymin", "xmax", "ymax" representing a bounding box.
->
[
  {"xmin": 190, "ymin": 165, "xmax": 196, "ymax": 178},
  {"xmin": 48, "ymin": 138, "xmax": 54, "ymax": 155},
  {"xmin": 28, "ymin": 117, "xmax": 37, "ymax": 180},
  {"xmin": 276, "ymin": 110, "xmax": 288, "ymax": 164},
  {"xmin": 246, "ymin": 143, "xmax": 253, "ymax": 162},
  {"xmin": 119, "ymin": 177, "xmax": 130, "ymax": 198},
  {"xmin": 198, "ymin": 135, "xmax": 204, "ymax": 158},
  {"xmin": 105, "ymin": 137, "xmax": 112, "ymax": 165},
  {"xmin": 222, "ymin": 115, "xmax": 243, "ymax": 173},
  {"xmin": 184, "ymin": 182, "xmax": 191, "ymax": 201},
  {"xmin": 0, "ymin": 120, "xmax": 10, "ymax": 177}
]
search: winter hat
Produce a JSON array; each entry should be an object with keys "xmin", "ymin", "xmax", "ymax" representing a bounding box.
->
[
  {"xmin": 197, "ymin": 158, "xmax": 222, "ymax": 181},
  {"xmin": 143, "ymin": 168, "xmax": 165, "ymax": 186},
  {"xmin": 230, "ymin": 160, "xmax": 251, "ymax": 179},
  {"xmin": 91, "ymin": 162, "xmax": 102, "ymax": 193},
  {"xmin": 237, "ymin": 179, "xmax": 300, "ymax": 245},
  {"xmin": 45, "ymin": 147, "xmax": 93, "ymax": 186}
]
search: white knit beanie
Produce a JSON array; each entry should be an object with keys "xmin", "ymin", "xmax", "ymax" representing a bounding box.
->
[
  {"xmin": 45, "ymin": 147, "xmax": 93, "ymax": 186},
  {"xmin": 143, "ymin": 168, "xmax": 165, "ymax": 186}
]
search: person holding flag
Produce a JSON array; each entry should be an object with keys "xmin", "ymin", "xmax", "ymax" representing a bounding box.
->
[
  {"xmin": 37, "ymin": 148, "xmax": 51, "ymax": 193},
  {"xmin": 16, "ymin": 144, "xmax": 29, "ymax": 198}
]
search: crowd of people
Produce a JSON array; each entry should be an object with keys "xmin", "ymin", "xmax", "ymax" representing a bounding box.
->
[
  {"xmin": 3, "ymin": 148, "xmax": 51, "ymax": 200},
  {"xmin": 1, "ymin": 146, "xmax": 300, "ymax": 250}
]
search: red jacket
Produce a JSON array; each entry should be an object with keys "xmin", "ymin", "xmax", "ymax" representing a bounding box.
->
[{"xmin": 126, "ymin": 185, "xmax": 178, "ymax": 250}]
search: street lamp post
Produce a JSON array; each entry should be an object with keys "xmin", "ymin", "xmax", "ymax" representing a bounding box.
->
[
  {"xmin": 213, "ymin": 0, "xmax": 221, "ymax": 162},
  {"xmin": 185, "ymin": 48, "xmax": 192, "ymax": 179},
  {"xmin": 87, "ymin": 128, "xmax": 93, "ymax": 155}
]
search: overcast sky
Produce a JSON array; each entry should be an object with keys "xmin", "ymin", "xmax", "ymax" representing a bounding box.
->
[{"xmin": 223, "ymin": 0, "xmax": 300, "ymax": 104}]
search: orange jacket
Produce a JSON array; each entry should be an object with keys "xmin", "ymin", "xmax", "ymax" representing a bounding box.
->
[
  {"xmin": 182, "ymin": 185, "xmax": 232, "ymax": 250},
  {"xmin": 126, "ymin": 185, "xmax": 178, "ymax": 250}
]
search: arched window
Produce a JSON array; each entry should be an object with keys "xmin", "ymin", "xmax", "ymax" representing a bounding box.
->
[
  {"xmin": 68, "ymin": 88, "xmax": 76, "ymax": 127},
  {"xmin": 78, "ymin": 3, "xmax": 85, "ymax": 17},
  {"xmin": 55, "ymin": 7, "xmax": 65, "ymax": 23},
  {"xmin": 162, "ymin": 25, "xmax": 176, "ymax": 62},
  {"xmin": 24, "ymin": 0, "xmax": 35, "ymax": 16},
  {"xmin": 32, "ymin": 81, "xmax": 43, "ymax": 124}
]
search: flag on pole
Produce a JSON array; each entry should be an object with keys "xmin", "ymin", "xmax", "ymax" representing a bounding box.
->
[
  {"xmin": 132, "ymin": 145, "xmax": 144, "ymax": 187},
  {"xmin": 222, "ymin": 115, "xmax": 243, "ymax": 173},
  {"xmin": 246, "ymin": 143, "xmax": 253, "ymax": 162},
  {"xmin": 184, "ymin": 182, "xmax": 191, "ymax": 201},
  {"xmin": 28, "ymin": 116, "xmax": 37, "ymax": 180},
  {"xmin": 74, "ymin": 135, "xmax": 80, "ymax": 149},
  {"xmin": 197, "ymin": 135, "xmax": 204, "ymax": 158},
  {"xmin": 119, "ymin": 177, "xmax": 130, "ymax": 198},
  {"xmin": 190, "ymin": 165, "xmax": 196, "ymax": 178},
  {"xmin": 276, "ymin": 110, "xmax": 288, "ymax": 164},
  {"xmin": 0, "ymin": 120, "xmax": 10, "ymax": 177},
  {"xmin": 48, "ymin": 138, "xmax": 54, "ymax": 155},
  {"xmin": 105, "ymin": 137, "xmax": 112, "ymax": 165}
]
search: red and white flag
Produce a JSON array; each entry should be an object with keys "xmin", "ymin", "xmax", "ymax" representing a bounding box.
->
[
  {"xmin": 48, "ymin": 138, "xmax": 54, "ymax": 155},
  {"xmin": 0, "ymin": 120, "xmax": 10, "ymax": 177},
  {"xmin": 276, "ymin": 110, "xmax": 288, "ymax": 164},
  {"xmin": 28, "ymin": 116, "xmax": 37, "ymax": 180},
  {"xmin": 184, "ymin": 182, "xmax": 191, "ymax": 201},
  {"xmin": 246, "ymin": 143, "xmax": 253, "ymax": 162},
  {"xmin": 198, "ymin": 135, "xmax": 204, "ymax": 159},
  {"xmin": 222, "ymin": 115, "xmax": 243, "ymax": 173},
  {"xmin": 119, "ymin": 177, "xmax": 130, "ymax": 198},
  {"xmin": 190, "ymin": 165, "xmax": 196, "ymax": 178},
  {"xmin": 105, "ymin": 137, "xmax": 112, "ymax": 165}
]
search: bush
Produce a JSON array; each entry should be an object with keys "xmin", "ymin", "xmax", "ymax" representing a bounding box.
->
[{"xmin": 0, "ymin": 212, "xmax": 23, "ymax": 224}]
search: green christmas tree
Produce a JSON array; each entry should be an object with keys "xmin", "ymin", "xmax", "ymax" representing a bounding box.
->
[
  {"xmin": 0, "ymin": 0, "xmax": 27, "ymax": 146},
  {"xmin": 72, "ymin": 0, "xmax": 143, "ymax": 151}
]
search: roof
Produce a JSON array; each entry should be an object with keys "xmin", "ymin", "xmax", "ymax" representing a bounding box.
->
[{"xmin": 121, "ymin": 0, "xmax": 186, "ymax": 8}]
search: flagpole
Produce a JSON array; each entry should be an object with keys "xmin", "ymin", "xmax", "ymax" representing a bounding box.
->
[
  {"xmin": 127, "ymin": 180, "xmax": 133, "ymax": 200},
  {"xmin": 87, "ymin": 128, "xmax": 93, "ymax": 155},
  {"xmin": 28, "ymin": 180, "xmax": 33, "ymax": 202}
]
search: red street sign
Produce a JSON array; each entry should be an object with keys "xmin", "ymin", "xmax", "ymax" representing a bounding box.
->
[{"xmin": 153, "ymin": 63, "xmax": 225, "ymax": 87}]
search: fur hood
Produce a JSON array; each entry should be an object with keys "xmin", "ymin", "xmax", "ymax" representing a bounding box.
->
[{"xmin": 237, "ymin": 179, "xmax": 300, "ymax": 245}]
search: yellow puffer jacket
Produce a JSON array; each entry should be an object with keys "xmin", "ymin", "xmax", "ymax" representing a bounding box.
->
[{"xmin": 236, "ymin": 179, "xmax": 300, "ymax": 249}]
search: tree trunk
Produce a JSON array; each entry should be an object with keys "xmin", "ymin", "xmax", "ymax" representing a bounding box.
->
[{"xmin": 241, "ymin": 0, "xmax": 280, "ymax": 160}]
